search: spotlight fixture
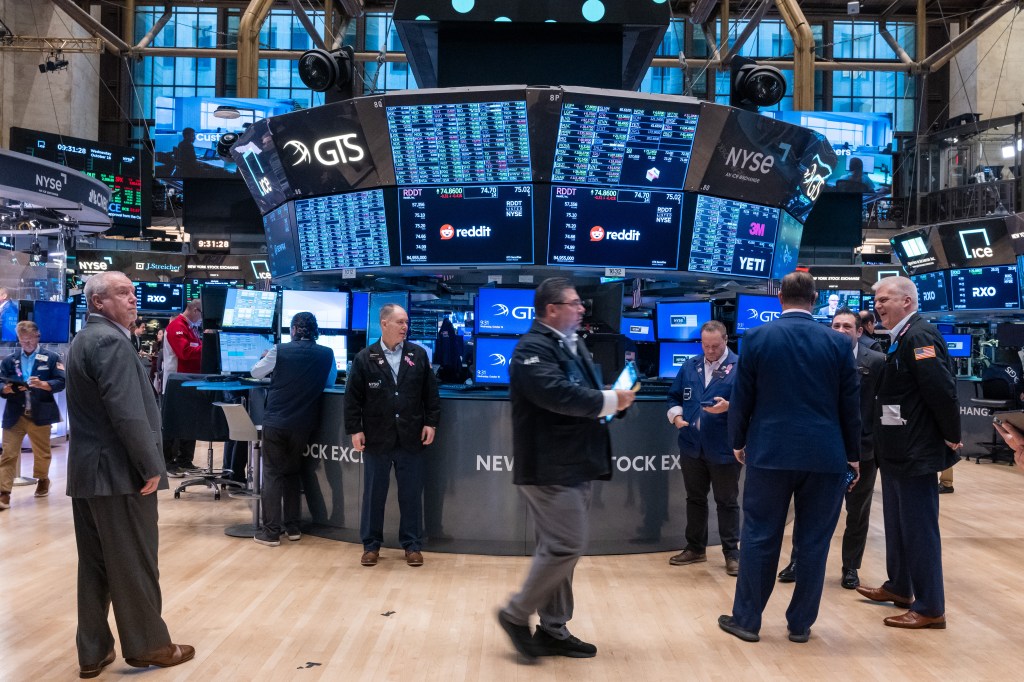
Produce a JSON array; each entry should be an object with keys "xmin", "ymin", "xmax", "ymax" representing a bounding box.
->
[
  {"xmin": 216, "ymin": 132, "xmax": 239, "ymax": 159},
  {"xmin": 297, "ymin": 46, "xmax": 354, "ymax": 93},
  {"xmin": 213, "ymin": 105, "xmax": 241, "ymax": 119},
  {"xmin": 38, "ymin": 51, "xmax": 68, "ymax": 74},
  {"xmin": 729, "ymin": 56, "xmax": 786, "ymax": 111}
]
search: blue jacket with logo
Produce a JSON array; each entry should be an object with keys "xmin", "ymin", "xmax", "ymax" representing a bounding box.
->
[
  {"xmin": 1, "ymin": 348, "xmax": 66, "ymax": 428},
  {"xmin": 666, "ymin": 349, "xmax": 738, "ymax": 465}
]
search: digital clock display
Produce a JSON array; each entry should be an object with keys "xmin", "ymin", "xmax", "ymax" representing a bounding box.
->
[{"xmin": 195, "ymin": 239, "xmax": 231, "ymax": 252}]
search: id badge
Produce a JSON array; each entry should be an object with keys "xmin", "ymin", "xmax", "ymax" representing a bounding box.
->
[{"xmin": 682, "ymin": 387, "xmax": 692, "ymax": 401}]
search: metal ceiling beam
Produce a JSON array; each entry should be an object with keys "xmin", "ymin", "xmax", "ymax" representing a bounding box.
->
[
  {"xmin": 879, "ymin": 1, "xmax": 914, "ymax": 65},
  {"xmin": 135, "ymin": 3, "xmax": 172, "ymax": 51},
  {"xmin": 920, "ymin": 0, "xmax": 1020, "ymax": 72},
  {"xmin": 0, "ymin": 36, "xmax": 104, "ymax": 54},
  {"xmin": 720, "ymin": 0, "xmax": 774, "ymax": 65},
  {"xmin": 775, "ymin": 0, "xmax": 815, "ymax": 109},
  {"xmin": 51, "ymin": 0, "xmax": 131, "ymax": 55},
  {"xmin": 288, "ymin": 0, "xmax": 326, "ymax": 51},
  {"xmin": 237, "ymin": 0, "xmax": 277, "ymax": 97}
]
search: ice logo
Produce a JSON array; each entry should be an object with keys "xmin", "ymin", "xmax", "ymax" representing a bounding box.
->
[{"xmin": 489, "ymin": 353, "xmax": 508, "ymax": 366}]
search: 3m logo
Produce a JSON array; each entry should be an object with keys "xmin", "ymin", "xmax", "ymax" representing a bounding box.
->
[
  {"xmin": 902, "ymin": 237, "xmax": 929, "ymax": 258},
  {"xmin": 959, "ymin": 228, "xmax": 994, "ymax": 259}
]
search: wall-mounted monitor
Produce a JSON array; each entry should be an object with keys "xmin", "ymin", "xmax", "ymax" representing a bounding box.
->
[
  {"xmin": 221, "ymin": 289, "xmax": 278, "ymax": 330},
  {"xmin": 219, "ymin": 332, "xmax": 274, "ymax": 374},
  {"xmin": 262, "ymin": 203, "xmax": 299, "ymax": 277},
  {"xmin": 686, "ymin": 195, "xmax": 780, "ymax": 279},
  {"xmin": 812, "ymin": 290, "xmax": 862, "ymax": 319},
  {"xmin": 656, "ymin": 301, "xmax": 712, "ymax": 341},
  {"xmin": 948, "ymin": 265, "xmax": 1020, "ymax": 310},
  {"xmin": 282, "ymin": 332, "xmax": 348, "ymax": 371},
  {"xmin": 910, "ymin": 271, "xmax": 951, "ymax": 313},
  {"xmin": 474, "ymin": 336, "xmax": 519, "ymax": 386},
  {"xmin": 0, "ymin": 301, "xmax": 19, "ymax": 343},
  {"xmin": 475, "ymin": 288, "xmax": 535, "ymax": 335},
  {"xmin": 942, "ymin": 333, "xmax": 972, "ymax": 358},
  {"xmin": 281, "ymin": 290, "xmax": 349, "ymax": 332},
  {"xmin": 658, "ymin": 341, "xmax": 703, "ymax": 379},
  {"xmin": 134, "ymin": 282, "xmax": 185, "ymax": 314},
  {"xmin": 351, "ymin": 291, "xmax": 369, "ymax": 331},
  {"xmin": 367, "ymin": 291, "xmax": 410, "ymax": 344},
  {"xmin": 579, "ymin": 282, "xmax": 624, "ymax": 333},
  {"xmin": 547, "ymin": 186, "xmax": 683, "ymax": 269},
  {"xmin": 735, "ymin": 293, "xmax": 782, "ymax": 334},
  {"xmin": 295, "ymin": 190, "xmax": 392, "ymax": 270},
  {"xmin": 621, "ymin": 317, "xmax": 656, "ymax": 342},
  {"xmin": 33, "ymin": 301, "xmax": 71, "ymax": 343},
  {"xmin": 891, "ymin": 227, "xmax": 945, "ymax": 275},
  {"xmin": 937, "ymin": 216, "xmax": 1016, "ymax": 270}
]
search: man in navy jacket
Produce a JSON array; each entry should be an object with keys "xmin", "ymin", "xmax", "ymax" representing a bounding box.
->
[
  {"xmin": 666, "ymin": 320, "xmax": 740, "ymax": 575},
  {"xmin": 720, "ymin": 271, "xmax": 861, "ymax": 644},
  {"xmin": 0, "ymin": 320, "xmax": 66, "ymax": 507}
]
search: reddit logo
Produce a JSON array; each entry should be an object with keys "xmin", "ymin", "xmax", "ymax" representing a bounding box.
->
[
  {"xmin": 590, "ymin": 226, "xmax": 605, "ymax": 242},
  {"xmin": 440, "ymin": 224, "xmax": 455, "ymax": 240}
]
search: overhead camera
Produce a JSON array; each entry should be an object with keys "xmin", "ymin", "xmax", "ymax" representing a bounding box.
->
[
  {"xmin": 216, "ymin": 132, "xmax": 239, "ymax": 159},
  {"xmin": 297, "ymin": 46, "xmax": 354, "ymax": 93},
  {"xmin": 729, "ymin": 56, "xmax": 787, "ymax": 111}
]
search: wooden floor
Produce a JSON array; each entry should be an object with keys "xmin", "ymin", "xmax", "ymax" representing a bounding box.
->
[{"xmin": 3, "ymin": 446, "xmax": 1024, "ymax": 681}]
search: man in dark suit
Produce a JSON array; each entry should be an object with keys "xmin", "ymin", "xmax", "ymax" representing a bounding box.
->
[
  {"xmin": 496, "ymin": 277, "xmax": 635, "ymax": 661},
  {"xmin": 720, "ymin": 271, "xmax": 861, "ymax": 644},
  {"xmin": 857, "ymin": 275, "xmax": 961, "ymax": 630},
  {"xmin": 251, "ymin": 311, "xmax": 336, "ymax": 547},
  {"xmin": 858, "ymin": 310, "xmax": 883, "ymax": 352},
  {"xmin": 776, "ymin": 308, "xmax": 885, "ymax": 589},
  {"xmin": 0, "ymin": 321, "xmax": 66, "ymax": 506},
  {"xmin": 66, "ymin": 272, "xmax": 193, "ymax": 677},
  {"xmin": 346, "ymin": 304, "xmax": 440, "ymax": 568},
  {"xmin": 665, "ymin": 320, "xmax": 741, "ymax": 576}
]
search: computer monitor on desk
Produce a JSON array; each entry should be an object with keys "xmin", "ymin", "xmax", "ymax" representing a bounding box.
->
[{"xmin": 218, "ymin": 332, "xmax": 274, "ymax": 375}]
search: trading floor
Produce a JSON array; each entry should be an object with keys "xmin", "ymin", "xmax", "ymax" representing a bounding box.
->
[{"xmin": 2, "ymin": 443, "xmax": 1023, "ymax": 680}]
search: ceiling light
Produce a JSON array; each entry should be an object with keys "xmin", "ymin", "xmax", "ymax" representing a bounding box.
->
[{"xmin": 213, "ymin": 105, "xmax": 241, "ymax": 120}]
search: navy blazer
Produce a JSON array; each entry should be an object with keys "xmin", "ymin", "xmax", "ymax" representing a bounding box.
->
[
  {"xmin": 728, "ymin": 311, "xmax": 861, "ymax": 474},
  {"xmin": 666, "ymin": 349, "xmax": 738, "ymax": 464},
  {"xmin": 0, "ymin": 348, "xmax": 66, "ymax": 428}
]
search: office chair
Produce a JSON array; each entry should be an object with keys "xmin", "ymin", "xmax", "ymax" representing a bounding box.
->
[
  {"xmin": 970, "ymin": 377, "xmax": 1017, "ymax": 464},
  {"xmin": 215, "ymin": 402, "xmax": 264, "ymax": 537}
]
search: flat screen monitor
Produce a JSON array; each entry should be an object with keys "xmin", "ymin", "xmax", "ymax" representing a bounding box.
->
[
  {"xmin": 550, "ymin": 92, "xmax": 701, "ymax": 190},
  {"xmin": 621, "ymin": 317, "xmax": 656, "ymax": 342},
  {"xmin": 367, "ymin": 292, "xmax": 410, "ymax": 344},
  {"xmin": 294, "ymin": 190, "xmax": 392, "ymax": 270},
  {"xmin": 219, "ymin": 332, "xmax": 273, "ymax": 374},
  {"xmin": 351, "ymin": 291, "xmax": 369, "ymax": 331},
  {"xmin": 735, "ymin": 293, "xmax": 782, "ymax": 334},
  {"xmin": 134, "ymin": 282, "xmax": 184, "ymax": 314},
  {"xmin": 937, "ymin": 216, "xmax": 1016, "ymax": 269},
  {"xmin": 283, "ymin": 332, "xmax": 348, "ymax": 371},
  {"xmin": 800, "ymin": 193, "xmax": 864, "ymax": 248},
  {"xmin": 812, "ymin": 290, "xmax": 862, "ymax": 319},
  {"xmin": 474, "ymin": 336, "xmax": 519, "ymax": 386},
  {"xmin": 659, "ymin": 341, "xmax": 703, "ymax": 379},
  {"xmin": 911, "ymin": 271, "xmax": 951, "ymax": 313},
  {"xmin": 281, "ymin": 290, "xmax": 348, "ymax": 332},
  {"xmin": 687, "ymin": 195, "xmax": 780, "ymax": 279},
  {"xmin": 33, "ymin": 301, "xmax": 71, "ymax": 343},
  {"xmin": 182, "ymin": 178, "xmax": 263, "ymax": 236},
  {"xmin": 262, "ymin": 203, "xmax": 299, "ymax": 277},
  {"xmin": 997, "ymin": 323, "xmax": 1024, "ymax": 348},
  {"xmin": 861, "ymin": 294, "xmax": 875, "ymax": 312},
  {"xmin": 948, "ymin": 265, "xmax": 1021, "ymax": 310},
  {"xmin": 0, "ymin": 301, "xmax": 21, "ymax": 342},
  {"xmin": 408, "ymin": 339, "xmax": 434, "ymax": 364},
  {"xmin": 221, "ymin": 289, "xmax": 278, "ymax": 330},
  {"xmin": 578, "ymin": 282, "xmax": 624, "ymax": 333},
  {"xmin": 891, "ymin": 227, "xmax": 944, "ymax": 275},
  {"xmin": 943, "ymin": 334, "xmax": 972, "ymax": 358},
  {"xmin": 475, "ymin": 288, "xmax": 535, "ymax": 335},
  {"xmin": 547, "ymin": 186, "xmax": 684, "ymax": 269},
  {"xmin": 397, "ymin": 184, "xmax": 534, "ymax": 266},
  {"xmin": 656, "ymin": 301, "xmax": 711, "ymax": 341}
]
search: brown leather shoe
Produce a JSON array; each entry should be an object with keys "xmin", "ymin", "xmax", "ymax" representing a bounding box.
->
[
  {"xmin": 0, "ymin": 492, "xmax": 9, "ymax": 510},
  {"xmin": 883, "ymin": 610, "xmax": 946, "ymax": 629},
  {"xmin": 124, "ymin": 643, "xmax": 195, "ymax": 669},
  {"xmin": 34, "ymin": 478, "xmax": 50, "ymax": 497},
  {"xmin": 669, "ymin": 549, "xmax": 707, "ymax": 566},
  {"xmin": 79, "ymin": 648, "xmax": 115, "ymax": 679},
  {"xmin": 405, "ymin": 550, "xmax": 424, "ymax": 567},
  {"xmin": 856, "ymin": 584, "xmax": 913, "ymax": 609},
  {"xmin": 361, "ymin": 550, "xmax": 379, "ymax": 566},
  {"xmin": 725, "ymin": 557, "xmax": 739, "ymax": 576}
]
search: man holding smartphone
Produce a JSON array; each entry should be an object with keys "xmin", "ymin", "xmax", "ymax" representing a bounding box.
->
[{"xmin": 665, "ymin": 320, "xmax": 741, "ymax": 576}]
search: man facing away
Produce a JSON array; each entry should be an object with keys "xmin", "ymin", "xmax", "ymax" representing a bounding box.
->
[
  {"xmin": 66, "ymin": 271, "xmax": 193, "ymax": 677},
  {"xmin": 0, "ymin": 321, "xmax": 66, "ymax": 508},
  {"xmin": 720, "ymin": 271, "xmax": 861, "ymax": 644},
  {"xmin": 665, "ymin": 320, "xmax": 741, "ymax": 576},
  {"xmin": 162, "ymin": 299, "xmax": 202, "ymax": 475},
  {"xmin": 345, "ymin": 304, "xmax": 440, "ymax": 567},
  {"xmin": 496, "ymin": 277, "xmax": 636, "ymax": 661},
  {"xmin": 856, "ymin": 275, "xmax": 961, "ymax": 630}
]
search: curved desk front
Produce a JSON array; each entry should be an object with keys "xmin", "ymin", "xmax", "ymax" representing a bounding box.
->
[{"xmin": 300, "ymin": 390, "xmax": 704, "ymax": 556}]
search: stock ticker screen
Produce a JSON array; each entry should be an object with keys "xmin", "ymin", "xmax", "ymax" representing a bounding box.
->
[
  {"xmin": 687, "ymin": 195, "xmax": 780, "ymax": 279},
  {"xmin": 551, "ymin": 100, "xmax": 700, "ymax": 190},
  {"xmin": 547, "ymin": 186, "xmax": 684, "ymax": 269},
  {"xmin": 295, "ymin": 190, "xmax": 392, "ymax": 270},
  {"xmin": 397, "ymin": 184, "xmax": 534, "ymax": 265},
  {"xmin": 262, "ymin": 203, "xmax": 298, "ymax": 277},
  {"xmin": 386, "ymin": 100, "xmax": 532, "ymax": 186},
  {"xmin": 948, "ymin": 265, "xmax": 1021, "ymax": 311},
  {"xmin": 910, "ymin": 271, "xmax": 950, "ymax": 312}
]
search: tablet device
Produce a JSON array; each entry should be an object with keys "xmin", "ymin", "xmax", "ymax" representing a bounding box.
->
[
  {"xmin": 604, "ymin": 361, "xmax": 640, "ymax": 423},
  {"xmin": 1, "ymin": 376, "xmax": 28, "ymax": 388},
  {"xmin": 993, "ymin": 410, "xmax": 1024, "ymax": 433}
]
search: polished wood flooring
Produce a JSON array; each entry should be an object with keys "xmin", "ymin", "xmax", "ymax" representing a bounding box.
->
[{"xmin": 3, "ymin": 444, "xmax": 1024, "ymax": 680}]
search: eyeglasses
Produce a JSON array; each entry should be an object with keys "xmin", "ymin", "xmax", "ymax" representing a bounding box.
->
[{"xmin": 552, "ymin": 299, "xmax": 585, "ymax": 308}]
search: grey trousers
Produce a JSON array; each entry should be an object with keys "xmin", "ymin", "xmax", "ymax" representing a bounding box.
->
[
  {"xmin": 72, "ymin": 493, "xmax": 171, "ymax": 666},
  {"xmin": 504, "ymin": 482, "xmax": 592, "ymax": 639}
]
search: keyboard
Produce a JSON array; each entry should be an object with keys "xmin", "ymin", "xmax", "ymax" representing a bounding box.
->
[
  {"xmin": 439, "ymin": 383, "xmax": 472, "ymax": 392},
  {"xmin": 636, "ymin": 382, "xmax": 672, "ymax": 395},
  {"xmin": 239, "ymin": 377, "xmax": 271, "ymax": 386}
]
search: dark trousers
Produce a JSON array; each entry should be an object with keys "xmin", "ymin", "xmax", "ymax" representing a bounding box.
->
[
  {"xmin": 162, "ymin": 438, "xmax": 196, "ymax": 468},
  {"xmin": 260, "ymin": 426, "xmax": 309, "ymax": 537},
  {"xmin": 680, "ymin": 455, "xmax": 742, "ymax": 558},
  {"xmin": 841, "ymin": 458, "xmax": 877, "ymax": 570},
  {"xmin": 360, "ymin": 448, "xmax": 424, "ymax": 551},
  {"xmin": 732, "ymin": 466, "xmax": 845, "ymax": 634},
  {"xmin": 881, "ymin": 470, "xmax": 945, "ymax": 617},
  {"xmin": 72, "ymin": 493, "xmax": 171, "ymax": 666}
]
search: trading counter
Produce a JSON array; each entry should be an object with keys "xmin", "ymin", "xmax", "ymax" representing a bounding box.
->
[{"xmin": 299, "ymin": 390, "xmax": 697, "ymax": 556}]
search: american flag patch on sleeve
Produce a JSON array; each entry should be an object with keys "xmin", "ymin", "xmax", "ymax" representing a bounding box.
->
[{"xmin": 914, "ymin": 345, "xmax": 936, "ymax": 360}]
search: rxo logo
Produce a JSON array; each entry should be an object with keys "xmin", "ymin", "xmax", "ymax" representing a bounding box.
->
[
  {"xmin": 492, "ymin": 304, "xmax": 534, "ymax": 320},
  {"xmin": 747, "ymin": 308, "xmax": 781, "ymax": 323},
  {"xmin": 146, "ymin": 295, "xmax": 167, "ymax": 304},
  {"xmin": 973, "ymin": 287, "xmax": 996, "ymax": 297},
  {"xmin": 923, "ymin": 291, "xmax": 937, "ymax": 301}
]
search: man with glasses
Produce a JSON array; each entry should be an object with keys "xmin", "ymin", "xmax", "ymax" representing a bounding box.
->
[{"xmin": 496, "ymin": 277, "xmax": 635, "ymax": 661}]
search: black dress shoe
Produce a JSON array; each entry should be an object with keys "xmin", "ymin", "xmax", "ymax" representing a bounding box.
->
[
  {"xmin": 938, "ymin": 484, "xmax": 954, "ymax": 494},
  {"xmin": 788, "ymin": 628, "xmax": 811, "ymax": 643},
  {"xmin": 497, "ymin": 609, "xmax": 538, "ymax": 661},
  {"xmin": 778, "ymin": 561, "xmax": 796, "ymax": 583},
  {"xmin": 718, "ymin": 615, "xmax": 760, "ymax": 642},
  {"xmin": 532, "ymin": 628, "xmax": 597, "ymax": 658},
  {"xmin": 841, "ymin": 567, "xmax": 860, "ymax": 589}
]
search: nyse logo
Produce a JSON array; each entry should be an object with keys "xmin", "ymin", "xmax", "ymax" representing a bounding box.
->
[
  {"xmin": 738, "ymin": 257, "xmax": 767, "ymax": 273},
  {"xmin": 35, "ymin": 171, "xmax": 68, "ymax": 193},
  {"xmin": 959, "ymin": 228, "xmax": 994, "ymax": 260},
  {"xmin": 747, "ymin": 308, "xmax": 781, "ymax": 323},
  {"xmin": 284, "ymin": 134, "xmax": 366, "ymax": 167},
  {"xmin": 493, "ymin": 304, "xmax": 534, "ymax": 320},
  {"xmin": 490, "ymin": 353, "xmax": 508, "ymax": 366},
  {"xmin": 972, "ymin": 287, "xmax": 996, "ymax": 297},
  {"xmin": 670, "ymin": 314, "xmax": 697, "ymax": 327},
  {"xmin": 725, "ymin": 147, "xmax": 775, "ymax": 174},
  {"xmin": 947, "ymin": 341, "xmax": 965, "ymax": 352},
  {"xmin": 628, "ymin": 324, "xmax": 650, "ymax": 336},
  {"xmin": 80, "ymin": 261, "xmax": 109, "ymax": 272},
  {"xmin": 672, "ymin": 354, "xmax": 690, "ymax": 366}
]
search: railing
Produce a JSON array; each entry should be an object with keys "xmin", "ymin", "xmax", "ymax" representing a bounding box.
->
[{"xmin": 919, "ymin": 180, "xmax": 1018, "ymax": 224}]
